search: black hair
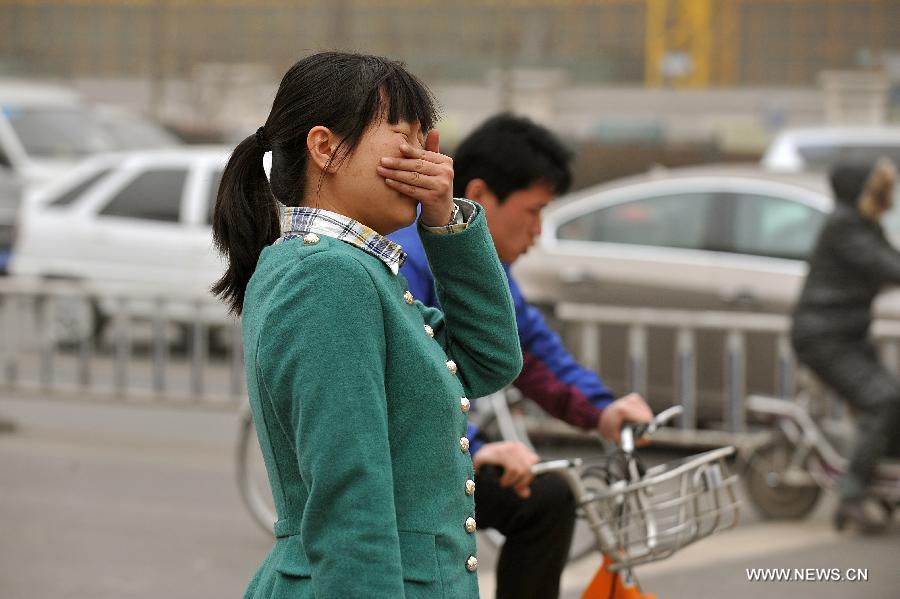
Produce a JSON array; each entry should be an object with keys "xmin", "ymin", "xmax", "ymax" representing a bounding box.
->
[
  {"xmin": 211, "ymin": 51, "xmax": 438, "ymax": 315},
  {"xmin": 830, "ymin": 162, "xmax": 873, "ymax": 205},
  {"xmin": 452, "ymin": 113, "xmax": 573, "ymax": 202}
]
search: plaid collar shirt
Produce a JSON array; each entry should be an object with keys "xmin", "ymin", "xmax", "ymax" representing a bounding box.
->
[{"xmin": 277, "ymin": 206, "xmax": 407, "ymax": 275}]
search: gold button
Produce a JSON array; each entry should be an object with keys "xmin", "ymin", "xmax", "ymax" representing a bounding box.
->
[
  {"xmin": 465, "ymin": 479, "xmax": 475, "ymax": 495},
  {"xmin": 466, "ymin": 556, "xmax": 478, "ymax": 572},
  {"xmin": 404, "ymin": 290, "xmax": 414, "ymax": 305},
  {"xmin": 424, "ymin": 324, "xmax": 434, "ymax": 338},
  {"xmin": 460, "ymin": 397, "xmax": 470, "ymax": 413},
  {"xmin": 459, "ymin": 437, "xmax": 470, "ymax": 453},
  {"xmin": 446, "ymin": 360, "xmax": 457, "ymax": 374},
  {"xmin": 303, "ymin": 233, "xmax": 319, "ymax": 245},
  {"xmin": 465, "ymin": 517, "xmax": 477, "ymax": 533}
]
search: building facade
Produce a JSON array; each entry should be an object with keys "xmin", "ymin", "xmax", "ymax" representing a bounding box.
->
[{"xmin": 0, "ymin": 0, "xmax": 897, "ymax": 87}]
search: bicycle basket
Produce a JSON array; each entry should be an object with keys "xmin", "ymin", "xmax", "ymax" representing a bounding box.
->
[{"xmin": 581, "ymin": 446, "xmax": 740, "ymax": 571}]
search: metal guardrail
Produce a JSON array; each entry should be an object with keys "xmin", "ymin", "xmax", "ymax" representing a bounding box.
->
[
  {"xmin": 0, "ymin": 277, "xmax": 243, "ymax": 408},
  {"xmin": 556, "ymin": 302, "xmax": 900, "ymax": 435},
  {"xmin": 6, "ymin": 275, "xmax": 900, "ymax": 441}
]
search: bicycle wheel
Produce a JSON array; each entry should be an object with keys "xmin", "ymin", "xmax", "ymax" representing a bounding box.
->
[
  {"xmin": 741, "ymin": 435, "xmax": 822, "ymax": 520},
  {"xmin": 236, "ymin": 407, "xmax": 277, "ymax": 535}
]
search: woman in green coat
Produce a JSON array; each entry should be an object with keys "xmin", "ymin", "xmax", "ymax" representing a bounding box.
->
[{"xmin": 212, "ymin": 52, "xmax": 522, "ymax": 598}]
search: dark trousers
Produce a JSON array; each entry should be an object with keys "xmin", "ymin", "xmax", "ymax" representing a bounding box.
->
[
  {"xmin": 794, "ymin": 337, "xmax": 900, "ymax": 500},
  {"xmin": 474, "ymin": 471, "xmax": 576, "ymax": 599}
]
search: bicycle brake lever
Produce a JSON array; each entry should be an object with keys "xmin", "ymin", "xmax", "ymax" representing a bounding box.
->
[
  {"xmin": 622, "ymin": 406, "xmax": 684, "ymax": 446},
  {"xmin": 630, "ymin": 421, "xmax": 653, "ymax": 440},
  {"xmin": 620, "ymin": 421, "xmax": 651, "ymax": 453}
]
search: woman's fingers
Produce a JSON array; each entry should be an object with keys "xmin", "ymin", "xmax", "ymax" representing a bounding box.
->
[
  {"xmin": 378, "ymin": 140, "xmax": 453, "ymax": 205},
  {"xmin": 381, "ymin": 129, "xmax": 455, "ymax": 226},
  {"xmin": 379, "ymin": 156, "xmax": 443, "ymax": 175},
  {"xmin": 383, "ymin": 177, "xmax": 428, "ymax": 199},
  {"xmin": 376, "ymin": 162, "xmax": 443, "ymax": 190},
  {"xmin": 425, "ymin": 129, "xmax": 440, "ymax": 154},
  {"xmin": 399, "ymin": 140, "xmax": 452, "ymax": 165},
  {"xmin": 378, "ymin": 172, "xmax": 441, "ymax": 193}
]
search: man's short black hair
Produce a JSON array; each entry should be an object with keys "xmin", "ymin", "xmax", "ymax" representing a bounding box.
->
[{"xmin": 452, "ymin": 113, "xmax": 573, "ymax": 202}]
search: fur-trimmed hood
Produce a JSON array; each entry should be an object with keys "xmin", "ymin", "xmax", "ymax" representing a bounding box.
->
[{"xmin": 830, "ymin": 158, "xmax": 897, "ymax": 218}]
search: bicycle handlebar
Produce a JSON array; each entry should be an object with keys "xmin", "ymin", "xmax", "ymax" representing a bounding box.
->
[
  {"xmin": 620, "ymin": 405, "xmax": 683, "ymax": 453},
  {"xmin": 528, "ymin": 407, "xmax": 684, "ymax": 476},
  {"xmin": 531, "ymin": 458, "xmax": 580, "ymax": 476}
]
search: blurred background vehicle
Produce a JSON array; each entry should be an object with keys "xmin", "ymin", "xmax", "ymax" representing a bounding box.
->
[
  {"xmin": 761, "ymin": 126, "xmax": 900, "ymax": 173},
  {"xmin": 513, "ymin": 165, "xmax": 900, "ymax": 419},
  {"xmin": 91, "ymin": 105, "xmax": 183, "ymax": 151},
  {"xmin": 8, "ymin": 147, "xmax": 228, "ymax": 341},
  {"xmin": 0, "ymin": 80, "xmax": 110, "ymax": 271},
  {"xmin": 0, "ymin": 80, "xmax": 182, "ymax": 273}
]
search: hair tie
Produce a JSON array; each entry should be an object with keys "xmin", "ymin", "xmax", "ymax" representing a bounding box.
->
[{"xmin": 254, "ymin": 127, "xmax": 272, "ymax": 152}]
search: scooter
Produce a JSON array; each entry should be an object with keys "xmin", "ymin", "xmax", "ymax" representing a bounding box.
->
[{"xmin": 741, "ymin": 394, "xmax": 900, "ymax": 521}]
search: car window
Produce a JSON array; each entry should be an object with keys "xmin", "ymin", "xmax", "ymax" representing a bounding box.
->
[
  {"xmin": 98, "ymin": 169, "xmax": 186, "ymax": 222},
  {"xmin": 206, "ymin": 169, "xmax": 223, "ymax": 225},
  {"xmin": 556, "ymin": 193, "xmax": 713, "ymax": 250},
  {"xmin": 93, "ymin": 111, "xmax": 181, "ymax": 150},
  {"xmin": 48, "ymin": 169, "xmax": 111, "ymax": 207},
  {"xmin": 3, "ymin": 105, "xmax": 115, "ymax": 158},
  {"xmin": 730, "ymin": 193, "xmax": 825, "ymax": 260}
]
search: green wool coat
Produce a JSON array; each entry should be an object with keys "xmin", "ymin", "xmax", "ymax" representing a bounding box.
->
[{"xmin": 241, "ymin": 208, "xmax": 522, "ymax": 599}]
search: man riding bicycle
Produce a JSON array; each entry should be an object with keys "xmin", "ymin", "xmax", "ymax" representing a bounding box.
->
[
  {"xmin": 791, "ymin": 157, "xmax": 900, "ymax": 533},
  {"xmin": 389, "ymin": 113, "xmax": 653, "ymax": 598}
]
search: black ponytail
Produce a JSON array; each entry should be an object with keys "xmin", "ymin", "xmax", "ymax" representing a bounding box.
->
[
  {"xmin": 211, "ymin": 134, "xmax": 279, "ymax": 315},
  {"xmin": 211, "ymin": 51, "xmax": 438, "ymax": 315}
]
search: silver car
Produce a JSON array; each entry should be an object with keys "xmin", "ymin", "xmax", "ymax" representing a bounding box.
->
[{"xmin": 513, "ymin": 165, "xmax": 900, "ymax": 416}]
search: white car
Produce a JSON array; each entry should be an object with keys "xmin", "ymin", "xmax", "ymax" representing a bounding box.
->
[
  {"xmin": 515, "ymin": 165, "xmax": 900, "ymax": 313},
  {"xmin": 0, "ymin": 80, "xmax": 181, "ymax": 268},
  {"xmin": 10, "ymin": 147, "xmax": 231, "ymax": 331},
  {"xmin": 91, "ymin": 105, "xmax": 183, "ymax": 151},
  {"xmin": 512, "ymin": 165, "xmax": 900, "ymax": 415},
  {"xmin": 761, "ymin": 126, "xmax": 900, "ymax": 173}
]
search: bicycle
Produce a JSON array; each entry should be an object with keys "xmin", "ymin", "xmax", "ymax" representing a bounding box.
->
[
  {"xmin": 531, "ymin": 406, "xmax": 741, "ymax": 598},
  {"xmin": 235, "ymin": 395, "xmax": 744, "ymax": 599},
  {"xmin": 741, "ymin": 393, "xmax": 900, "ymax": 521},
  {"xmin": 236, "ymin": 404, "xmax": 276, "ymax": 534}
]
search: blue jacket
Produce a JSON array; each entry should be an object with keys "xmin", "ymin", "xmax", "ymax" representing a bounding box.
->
[{"xmin": 389, "ymin": 222, "xmax": 615, "ymax": 455}]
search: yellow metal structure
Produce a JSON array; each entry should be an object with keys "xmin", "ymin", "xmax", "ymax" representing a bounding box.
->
[
  {"xmin": 0, "ymin": 0, "xmax": 894, "ymax": 86},
  {"xmin": 645, "ymin": 0, "xmax": 742, "ymax": 88},
  {"xmin": 645, "ymin": 0, "xmax": 715, "ymax": 88}
]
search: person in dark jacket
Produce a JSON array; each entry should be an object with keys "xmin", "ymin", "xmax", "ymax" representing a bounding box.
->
[
  {"xmin": 389, "ymin": 113, "xmax": 653, "ymax": 598},
  {"xmin": 791, "ymin": 157, "xmax": 900, "ymax": 533}
]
